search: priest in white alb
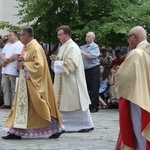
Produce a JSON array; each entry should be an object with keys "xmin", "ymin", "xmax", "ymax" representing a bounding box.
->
[{"xmin": 51, "ymin": 25, "xmax": 94, "ymax": 132}]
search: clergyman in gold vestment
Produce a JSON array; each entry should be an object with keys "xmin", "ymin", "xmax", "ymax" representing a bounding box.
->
[
  {"xmin": 115, "ymin": 26, "xmax": 150, "ymax": 149},
  {"xmin": 2, "ymin": 26, "xmax": 64, "ymax": 139}
]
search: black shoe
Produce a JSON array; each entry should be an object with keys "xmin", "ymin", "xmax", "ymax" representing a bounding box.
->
[
  {"xmin": 49, "ymin": 130, "xmax": 65, "ymax": 139},
  {"xmin": 2, "ymin": 134, "xmax": 21, "ymax": 140},
  {"xmin": 90, "ymin": 108, "xmax": 98, "ymax": 113},
  {"xmin": 0, "ymin": 105, "xmax": 11, "ymax": 109},
  {"xmin": 78, "ymin": 127, "xmax": 94, "ymax": 132}
]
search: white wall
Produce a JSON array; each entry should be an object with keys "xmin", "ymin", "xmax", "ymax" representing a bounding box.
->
[{"xmin": 0, "ymin": 0, "xmax": 20, "ymax": 36}]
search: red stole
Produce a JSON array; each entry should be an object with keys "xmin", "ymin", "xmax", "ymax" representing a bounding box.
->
[{"xmin": 20, "ymin": 46, "xmax": 26, "ymax": 58}]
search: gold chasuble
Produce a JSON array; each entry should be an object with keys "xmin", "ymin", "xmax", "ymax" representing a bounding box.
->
[
  {"xmin": 115, "ymin": 42, "xmax": 150, "ymax": 141},
  {"xmin": 5, "ymin": 39, "xmax": 62, "ymax": 129}
]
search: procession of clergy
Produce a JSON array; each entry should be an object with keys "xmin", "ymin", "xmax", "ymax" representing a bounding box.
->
[{"xmin": 0, "ymin": 25, "xmax": 150, "ymax": 150}]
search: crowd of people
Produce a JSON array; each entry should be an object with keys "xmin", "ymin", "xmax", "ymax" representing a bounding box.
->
[
  {"xmin": 98, "ymin": 48, "xmax": 126, "ymax": 109},
  {"xmin": 0, "ymin": 25, "xmax": 150, "ymax": 150}
]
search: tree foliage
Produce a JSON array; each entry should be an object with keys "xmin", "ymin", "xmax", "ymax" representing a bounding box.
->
[{"xmin": 0, "ymin": 0, "xmax": 150, "ymax": 46}]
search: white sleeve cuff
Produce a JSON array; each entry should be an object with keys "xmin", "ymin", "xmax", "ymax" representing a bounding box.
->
[{"xmin": 54, "ymin": 61, "xmax": 65, "ymax": 73}]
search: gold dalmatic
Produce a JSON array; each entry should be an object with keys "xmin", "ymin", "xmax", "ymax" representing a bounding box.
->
[{"xmin": 14, "ymin": 69, "xmax": 28, "ymax": 129}]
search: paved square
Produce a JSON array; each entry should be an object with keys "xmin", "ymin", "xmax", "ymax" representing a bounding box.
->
[{"xmin": 0, "ymin": 109, "xmax": 119, "ymax": 150}]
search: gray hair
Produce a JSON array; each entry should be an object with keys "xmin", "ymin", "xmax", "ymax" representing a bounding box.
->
[
  {"xmin": 21, "ymin": 26, "xmax": 34, "ymax": 37},
  {"xmin": 130, "ymin": 26, "xmax": 147, "ymax": 39},
  {"xmin": 87, "ymin": 32, "xmax": 95, "ymax": 39}
]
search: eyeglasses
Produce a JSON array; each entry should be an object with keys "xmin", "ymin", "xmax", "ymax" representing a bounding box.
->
[
  {"xmin": 57, "ymin": 33, "xmax": 66, "ymax": 37},
  {"xmin": 19, "ymin": 33, "xmax": 26, "ymax": 37},
  {"xmin": 127, "ymin": 34, "xmax": 135, "ymax": 40}
]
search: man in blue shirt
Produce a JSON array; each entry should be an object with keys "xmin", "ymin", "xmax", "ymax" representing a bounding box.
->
[{"xmin": 80, "ymin": 32, "xmax": 100, "ymax": 113}]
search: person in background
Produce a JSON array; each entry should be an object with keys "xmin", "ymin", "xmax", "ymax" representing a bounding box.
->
[
  {"xmin": 107, "ymin": 47, "xmax": 115, "ymax": 59},
  {"xmin": 110, "ymin": 49, "xmax": 125, "ymax": 69},
  {"xmin": 51, "ymin": 25, "xmax": 94, "ymax": 132},
  {"xmin": 0, "ymin": 38, "xmax": 4, "ymax": 106},
  {"xmin": 0, "ymin": 35, "xmax": 3, "ymax": 41},
  {"xmin": 74, "ymin": 37, "xmax": 81, "ymax": 46},
  {"xmin": 100, "ymin": 48, "xmax": 112, "ymax": 77},
  {"xmin": 3, "ymin": 37, "xmax": 9, "ymax": 45},
  {"xmin": 98, "ymin": 65, "xmax": 108, "ymax": 108},
  {"xmin": 0, "ymin": 31, "xmax": 23, "ymax": 109},
  {"xmin": 0, "ymin": 39, "xmax": 4, "ymax": 66},
  {"xmin": 0, "ymin": 38, "xmax": 4, "ymax": 64},
  {"xmin": 108, "ymin": 65, "xmax": 120, "ymax": 109},
  {"xmin": 49, "ymin": 42, "xmax": 61, "ymax": 83},
  {"xmin": 115, "ymin": 26, "xmax": 150, "ymax": 149},
  {"xmin": 2, "ymin": 26, "xmax": 64, "ymax": 139},
  {"xmin": 80, "ymin": 32, "xmax": 100, "ymax": 113}
]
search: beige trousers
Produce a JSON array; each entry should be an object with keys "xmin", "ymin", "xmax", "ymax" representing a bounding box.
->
[{"xmin": 1, "ymin": 74, "xmax": 16, "ymax": 106}]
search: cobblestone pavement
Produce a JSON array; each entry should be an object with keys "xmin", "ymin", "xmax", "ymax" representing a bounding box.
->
[{"xmin": 0, "ymin": 109, "xmax": 119, "ymax": 150}]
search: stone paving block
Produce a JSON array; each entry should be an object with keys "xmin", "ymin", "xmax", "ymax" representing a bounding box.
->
[{"xmin": 0, "ymin": 109, "xmax": 119, "ymax": 150}]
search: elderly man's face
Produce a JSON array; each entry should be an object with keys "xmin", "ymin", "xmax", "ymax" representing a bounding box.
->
[
  {"xmin": 86, "ymin": 33, "xmax": 94, "ymax": 44},
  {"xmin": 127, "ymin": 33, "xmax": 137, "ymax": 50}
]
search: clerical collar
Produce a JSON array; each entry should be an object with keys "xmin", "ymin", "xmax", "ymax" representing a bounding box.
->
[
  {"xmin": 61, "ymin": 39, "xmax": 72, "ymax": 48},
  {"xmin": 136, "ymin": 40, "xmax": 147, "ymax": 48},
  {"xmin": 26, "ymin": 39, "xmax": 34, "ymax": 47},
  {"xmin": 63, "ymin": 39, "xmax": 72, "ymax": 45}
]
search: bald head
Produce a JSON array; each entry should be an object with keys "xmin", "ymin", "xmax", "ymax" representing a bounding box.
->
[
  {"xmin": 128, "ymin": 26, "xmax": 147, "ymax": 49},
  {"xmin": 129, "ymin": 26, "xmax": 147, "ymax": 40},
  {"xmin": 87, "ymin": 32, "xmax": 95, "ymax": 39},
  {"xmin": 86, "ymin": 32, "xmax": 95, "ymax": 44}
]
